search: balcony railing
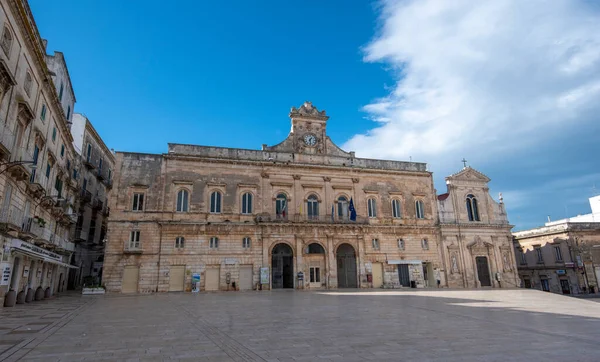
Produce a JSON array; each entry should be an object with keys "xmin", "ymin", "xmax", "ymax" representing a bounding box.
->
[
  {"xmin": 0, "ymin": 125, "xmax": 15, "ymax": 159},
  {"xmin": 51, "ymin": 233, "xmax": 75, "ymax": 252},
  {"xmin": 29, "ymin": 167, "xmax": 49, "ymax": 189},
  {"xmin": 92, "ymin": 198, "xmax": 103, "ymax": 210},
  {"xmin": 80, "ymin": 189, "xmax": 92, "ymax": 204},
  {"xmin": 255, "ymin": 213, "xmax": 369, "ymax": 224}
]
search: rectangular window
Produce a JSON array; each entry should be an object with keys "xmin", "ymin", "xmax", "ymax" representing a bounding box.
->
[
  {"xmin": 45, "ymin": 162, "xmax": 51, "ymax": 178},
  {"xmin": 372, "ymin": 238, "xmax": 380, "ymax": 250},
  {"xmin": 242, "ymin": 237, "xmax": 251, "ymax": 248},
  {"xmin": 175, "ymin": 236, "xmax": 185, "ymax": 249},
  {"xmin": 86, "ymin": 143, "xmax": 92, "ymax": 162},
  {"xmin": 98, "ymin": 158, "xmax": 103, "ymax": 171},
  {"xmin": 209, "ymin": 237, "xmax": 219, "ymax": 249},
  {"xmin": 52, "ymin": 127, "xmax": 57, "ymax": 142},
  {"xmin": 368, "ymin": 198, "xmax": 377, "ymax": 218},
  {"xmin": 310, "ymin": 267, "xmax": 320, "ymax": 283},
  {"xmin": 540, "ymin": 278, "xmax": 550, "ymax": 292},
  {"xmin": 132, "ymin": 193, "xmax": 144, "ymax": 211},
  {"xmin": 554, "ymin": 246, "xmax": 563, "ymax": 262},
  {"xmin": 129, "ymin": 230, "xmax": 140, "ymax": 249},
  {"xmin": 421, "ymin": 239, "xmax": 429, "ymax": 250},
  {"xmin": 520, "ymin": 251, "xmax": 527, "ymax": 264},
  {"xmin": 66, "ymin": 159, "xmax": 71, "ymax": 170},
  {"xmin": 66, "ymin": 105, "xmax": 71, "ymax": 120},
  {"xmin": 60, "ymin": 144, "xmax": 65, "ymax": 158},
  {"xmin": 398, "ymin": 238, "xmax": 405, "ymax": 250},
  {"xmin": 40, "ymin": 104, "xmax": 46, "ymax": 121},
  {"xmin": 535, "ymin": 247, "xmax": 544, "ymax": 263},
  {"xmin": 108, "ymin": 169, "xmax": 112, "ymax": 181},
  {"xmin": 59, "ymin": 83, "xmax": 64, "ymax": 101}
]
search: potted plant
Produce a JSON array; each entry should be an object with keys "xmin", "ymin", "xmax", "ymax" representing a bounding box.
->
[{"xmin": 34, "ymin": 216, "xmax": 46, "ymax": 228}]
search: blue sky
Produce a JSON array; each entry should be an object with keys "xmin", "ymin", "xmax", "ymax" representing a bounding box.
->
[{"xmin": 30, "ymin": 0, "xmax": 600, "ymax": 230}]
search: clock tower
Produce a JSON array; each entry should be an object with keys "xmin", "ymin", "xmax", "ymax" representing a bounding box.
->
[{"xmin": 288, "ymin": 101, "xmax": 329, "ymax": 154}]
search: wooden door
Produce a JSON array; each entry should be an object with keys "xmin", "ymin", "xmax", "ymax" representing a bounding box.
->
[
  {"xmin": 169, "ymin": 266, "xmax": 185, "ymax": 292},
  {"xmin": 239, "ymin": 265, "xmax": 253, "ymax": 290},
  {"xmin": 122, "ymin": 266, "xmax": 139, "ymax": 293},
  {"xmin": 205, "ymin": 267, "xmax": 220, "ymax": 291},
  {"xmin": 476, "ymin": 256, "xmax": 491, "ymax": 287},
  {"xmin": 372, "ymin": 262, "xmax": 383, "ymax": 288}
]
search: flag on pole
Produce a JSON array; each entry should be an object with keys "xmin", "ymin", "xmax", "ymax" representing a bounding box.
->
[{"xmin": 349, "ymin": 197, "xmax": 357, "ymax": 221}]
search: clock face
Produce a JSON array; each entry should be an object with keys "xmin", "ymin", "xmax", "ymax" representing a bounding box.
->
[{"xmin": 303, "ymin": 133, "xmax": 317, "ymax": 146}]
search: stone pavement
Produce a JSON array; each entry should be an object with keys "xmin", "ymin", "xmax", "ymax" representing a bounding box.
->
[{"xmin": 1, "ymin": 289, "xmax": 600, "ymax": 361}]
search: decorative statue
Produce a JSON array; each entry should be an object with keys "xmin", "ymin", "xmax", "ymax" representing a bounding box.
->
[{"xmin": 451, "ymin": 253, "xmax": 459, "ymax": 274}]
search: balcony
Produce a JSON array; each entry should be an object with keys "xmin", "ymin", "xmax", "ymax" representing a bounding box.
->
[
  {"xmin": 102, "ymin": 205, "xmax": 110, "ymax": 217},
  {"xmin": 0, "ymin": 205, "xmax": 24, "ymax": 234},
  {"xmin": 0, "ymin": 125, "xmax": 14, "ymax": 161},
  {"xmin": 18, "ymin": 216, "xmax": 35, "ymax": 240},
  {"xmin": 96, "ymin": 166, "xmax": 106, "ymax": 181},
  {"xmin": 51, "ymin": 234, "xmax": 75, "ymax": 253},
  {"xmin": 74, "ymin": 226, "xmax": 88, "ymax": 242},
  {"xmin": 80, "ymin": 189, "xmax": 92, "ymax": 204},
  {"xmin": 102, "ymin": 178, "xmax": 113, "ymax": 190},
  {"xmin": 7, "ymin": 147, "xmax": 34, "ymax": 181},
  {"xmin": 83, "ymin": 153, "xmax": 98, "ymax": 170},
  {"xmin": 27, "ymin": 169, "xmax": 48, "ymax": 198},
  {"xmin": 92, "ymin": 198, "xmax": 103, "ymax": 211},
  {"xmin": 254, "ymin": 213, "xmax": 370, "ymax": 225}
]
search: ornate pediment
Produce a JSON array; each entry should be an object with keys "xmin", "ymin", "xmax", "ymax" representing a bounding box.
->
[
  {"xmin": 446, "ymin": 166, "xmax": 490, "ymax": 183},
  {"xmin": 17, "ymin": 99, "xmax": 35, "ymax": 124},
  {"xmin": 467, "ymin": 236, "xmax": 493, "ymax": 250},
  {"xmin": 289, "ymin": 101, "xmax": 329, "ymax": 121}
]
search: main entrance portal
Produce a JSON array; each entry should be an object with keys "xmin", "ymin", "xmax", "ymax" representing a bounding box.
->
[
  {"xmin": 476, "ymin": 256, "xmax": 492, "ymax": 287},
  {"xmin": 272, "ymin": 243, "xmax": 294, "ymax": 289},
  {"xmin": 336, "ymin": 243, "xmax": 357, "ymax": 288}
]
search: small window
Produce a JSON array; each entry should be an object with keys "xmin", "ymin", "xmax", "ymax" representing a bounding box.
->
[
  {"xmin": 554, "ymin": 246, "xmax": 563, "ymax": 262},
  {"xmin": 52, "ymin": 127, "xmax": 57, "ymax": 142},
  {"xmin": 176, "ymin": 189, "xmax": 189, "ymax": 212},
  {"xmin": 66, "ymin": 159, "xmax": 71, "ymax": 170},
  {"xmin": 45, "ymin": 162, "xmax": 51, "ymax": 178},
  {"xmin": 129, "ymin": 230, "xmax": 140, "ymax": 249},
  {"xmin": 520, "ymin": 250, "xmax": 527, "ymax": 264},
  {"xmin": 40, "ymin": 104, "xmax": 47, "ymax": 121},
  {"xmin": 175, "ymin": 236, "xmax": 185, "ymax": 249},
  {"xmin": 1, "ymin": 26, "xmax": 13, "ymax": 57},
  {"xmin": 398, "ymin": 238, "xmax": 405, "ymax": 250},
  {"xmin": 372, "ymin": 238, "xmax": 380, "ymax": 250},
  {"xmin": 241, "ymin": 192, "xmax": 253, "ymax": 214},
  {"xmin": 210, "ymin": 191, "xmax": 222, "ymax": 213},
  {"xmin": 108, "ymin": 169, "xmax": 112, "ymax": 181},
  {"xmin": 367, "ymin": 198, "xmax": 377, "ymax": 218},
  {"xmin": 307, "ymin": 194, "xmax": 319, "ymax": 219},
  {"xmin": 66, "ymin": 105, "xmax": 71, "ymax": 121},
  {"xmin": 421, "ymin": 238, "xmax": 429, "ymax": 250},
  {"xmin": 24, "ymin": 71, "xmax": 32, "ymax": 96},
  {"xmin": 392, "ymin": 199, "xmax": 401, "ymax": 218},
  {"xmin": 98, "ymin": 158, "xmax": 103, "ymax": 171},
  {"xmin": 466, "ymin": 194, "xmax": 480, "ymax": 221},
  {"xmin": 132, "ymin": 193, "xmax": 144, "ymax": 211},
  {"xmin": 60, "ymin": 144, "xmax": 65, "ymax": 158},
  {"xmin": 86, "ymin": 143, "xmax": 92, "ymax": 162},
  {"xmin": 415, "ymin": 200, "xmax": 425, "ymax": 219},
  {"xmin": 242, "ymin": 237, "xmax": 251, "ymax": 249},
  {"xmin": 307, "ymin": 243, "xmax": 325, "ymax": 254},
  {"xmin": 59, "ymin": 82, "xmax": 64, "ymax": 101},
  {"xmin": 209, "ymin": 237, "xmax": 219, "ymax": 249},
  {"xmin": 535, "ymin": 247, "xmax": 543, "ymax": 263}
]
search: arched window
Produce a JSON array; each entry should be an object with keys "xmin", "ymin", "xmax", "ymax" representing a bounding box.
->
[
  {"xmin": 210, "ymin": 191, "xmax": 222, "ymax": 213},
  {"xmin": 241, "ymin": 192, "xmax": 253, "ymax": 214},
  {"xmin": 1, "ymin": 26, "xmax": 13, "ymax": 57},
  {"xmin": 415, "ymin": 200, "xmax": 425, "ymax": 219},
  {"xmin": 466, "ymin": 194, "xmax": 480, "ymax": 221},
  {"xmin": 307, "ymin": 243, "xmax": 325, "ymax": 254},
  {"xmin": 175, "ymin": 236, "xmax": 185, "ymax": 248},
  {"xmin": 242, "ymin": 237, "xmax": 251, "ymax": 248},
  {"xmin": 337, "ymin": 196, "xmax": 349, "ymax": 219},
  {"xmin": 367, "ymin": 198, "xmax": 377, "ymax": 218},
  {"xmin": 24, "ymin": 71, "xmax": 32, "ymax": 96},
  {"xmin": 392, "ymin": 199, "xmax": 401, "ymax": 218},
  {"xmin": 275, "ymin": 193, "xmax": 287, "ymax": 219},
  {"xmin": 176, "ymin": 189, "xmax": 189, "ymax": 212},
  {"xmin": 307, "ymin": 194, "xmax": 319, "ymax": 220}
]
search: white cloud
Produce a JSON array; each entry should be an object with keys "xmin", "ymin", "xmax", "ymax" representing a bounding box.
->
[{"xmin": 344, "ymin": 0, "xmax": 600, "ymax": 171}]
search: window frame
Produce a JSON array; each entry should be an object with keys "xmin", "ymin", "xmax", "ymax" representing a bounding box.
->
[
  {"xmin": 52, "ymin": 127, "xmax": 57, "ymax": 142},
  {"xmin": 209, "ymin": 190, "xmax": 222, "ymax": 214},
  {"xmin": 209, "ymin": 236, "xmax": 219, "ymax": 249},
  {"xmin": 466, "ymin": 194, "xmax": 480, "ymax": 221},
  {"xmin": 415, "ymin": 200, "xmax": 425, "ymax": 219},
  {"xmin": 337, "ymin": 196, "xmax": 349, "ymax": 219},
  {"xmin": 242, "ymin": 237, "xmax": 251, "ymax": 249},
  {"xmin": 421, "ymin": 238, "xmax": 429, "ymax": 250},
  {"xmin": 391, "ymin": 199, "xmax": 402, "ymax": 218},
  {"xmin": 40, "ymin": 104, "xmax": 47, "ymax": 121},
  {"xmin": 1, "ymin": 25, "xmax": 13, "ymax": 57},
  {"xmin": 176, "ymin": 189, "xmax": 190, "ymax": 212},
  {"xmin": 241, "ymin": 192, "xmax": 253, "ymax": 214},
  {"xmin": 129, "ymin": 230, "xmax": 140, "ymax": 249},
  {"xmin": 398, "ymin": 238, "xmax": 405, "ymax": 250},
  {"xmin": 132, "ymin": 192, "xmax": 145, "ymax": 212},
  {"xmin": 175, "ymin": 236, "xmax": 185, "ymax": 249},
  {"xmin": 307, "ymin": 194, "xmax": 319, "ymax": 219},
  {"xmin": 24, "ymin": 71, "xmax": 32, "ymax": 96},
  {"xmin": 275, "ymin": 193, "xmax": 288, "ymax": 218},
  {"xmin": 59, "ymin": 82, "xmax": 64, "ymax": 101},
  {"xmin": 372, "ymin": 238, "xmax": 380, "ymax": 250},
  {"xmin": 554, "ymin": 245, "xmax": 563, "ymax": 262},
  {"xmin": 535, "ymin": 247, "xmax": 544, "ymax": 263},
  {"xmin": 367, "ymin": 198, "xmax": 377, "ymax": 218}
]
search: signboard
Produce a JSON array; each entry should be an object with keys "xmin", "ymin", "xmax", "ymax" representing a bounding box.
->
[
  {"xmin": 556, "ymin": 269, "xmax": 567, "ymax": 275},
  {"xmin": 1, "ymin": 263, "xmax": 11, "ymax": 286},
  {"xmin": 388, "ymin": 260, "xmax": 423, "ymax": 265},
  {"xmin": 11, "ymin": 239, "xmax": 62, "ymax": 262},
  {"xmin": 297, "ymin": 272, "xmax": 304, "ymax": 281},
  {"xmin": 260, "ymin": 267, "xmax": 269, "ymax": 284},
  {"xmin": 224, "ymin": 258, "xmax": 237, "ymax": 265},
  {"xmin": 191, "ymin": 273, "xmax": 200, "ymax": 293}
]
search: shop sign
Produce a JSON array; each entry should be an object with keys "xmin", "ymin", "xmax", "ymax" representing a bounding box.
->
[
  {"xmin": 260, "ymin": 267, "xmax": 269, "ymax": 284},
  {"xmin": 556, "ymin": 269, "xmax": 567, "ymax": 275},
  {"xmin": 224, "ymin": 258, "xmax": 237, "ymax": 265},
  {"xmin": 1, "ymin": 263, "xmax": 11, "ymax": 285},
  {"xmin": 11, "ymin": 239, "xmax": 61, "ymax": 262}
]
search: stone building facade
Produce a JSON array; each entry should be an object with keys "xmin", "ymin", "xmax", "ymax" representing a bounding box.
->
[
  {"xmin": 513, "ymin": 197, "xmax": 600, "ymax": 295},
  {"xmin": 0, "ymin": 0, "xmax": 78, "ymax": 306},
  {"xmin": 104, "ymin": 102, "xmax": 519, "ymax": 293}
]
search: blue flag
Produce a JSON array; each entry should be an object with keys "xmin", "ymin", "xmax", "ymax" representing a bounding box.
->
[{"xmin": 349, "ymin": 197, "xmax": 357, "ymax": 221}]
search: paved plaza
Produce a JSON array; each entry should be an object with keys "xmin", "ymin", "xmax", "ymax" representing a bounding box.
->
[{"xmin": 1, "ymin": 289, "xmax": 599, "ymax": 361}]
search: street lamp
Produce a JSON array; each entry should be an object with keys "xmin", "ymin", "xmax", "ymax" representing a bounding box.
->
[{"xmin": 0, "ymin": 160, "xmax": 36, "ymax": 175}]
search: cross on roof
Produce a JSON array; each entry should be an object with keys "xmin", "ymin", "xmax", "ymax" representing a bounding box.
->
[{"xmin": 461, "ymin": 158, "xmax": 468, "ymax": 168}]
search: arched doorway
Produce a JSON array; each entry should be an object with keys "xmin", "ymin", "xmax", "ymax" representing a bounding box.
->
[
  {"xmin": 336, "ymin": 243, "xmax": 357, "ymax": 288},
  {"xmin": 272, "ymin": 243, "xmax": 293, "ymax": 289}
]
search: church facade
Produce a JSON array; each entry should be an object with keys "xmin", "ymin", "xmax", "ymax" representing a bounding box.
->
[{"xmin": 103, "ymin": 102, "xmax": 519, "ymax": 293}]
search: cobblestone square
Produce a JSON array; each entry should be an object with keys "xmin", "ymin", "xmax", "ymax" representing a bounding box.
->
[{"xmin": 1, "ymin": 289, "xmax": 599, "ymax": 361}]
